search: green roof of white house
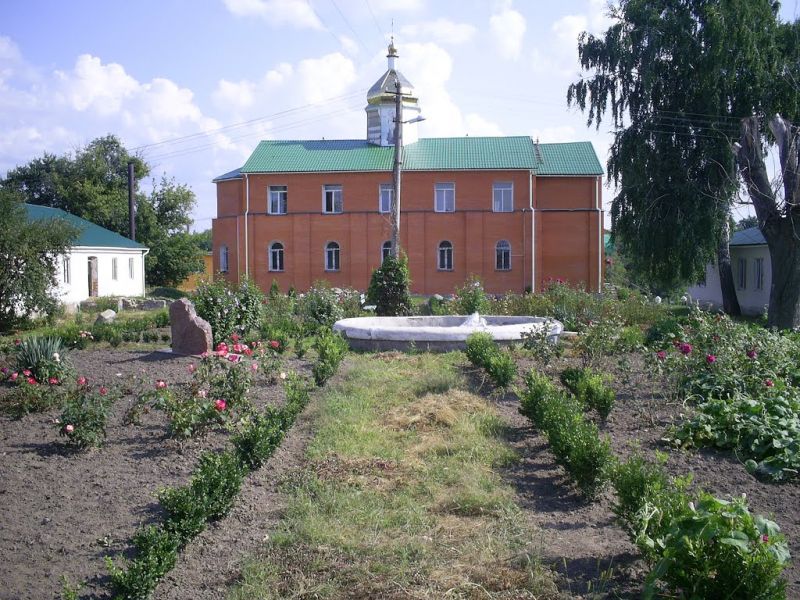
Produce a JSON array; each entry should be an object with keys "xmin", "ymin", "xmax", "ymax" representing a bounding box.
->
[
  {"xmin": 236, "ymin": 136, "xmax": 603, "ymax": 176},
  {"xmin": 24, "ymin": 204, "xmax": 147, "ymax": 250}
]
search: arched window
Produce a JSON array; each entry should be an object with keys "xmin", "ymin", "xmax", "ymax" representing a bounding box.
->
[
  {"xmin": 219, "ymin": 245, "xmax": 229, "ymax": 273},
  {"xmin": 381, "ymin": 240, "xmax": 393, "ymax": 262},
  {"xmin": 269, "ymin": 242, "xmax": 284, "ymax": 272},
  {"xmin": 495, "ymin": 240, "xmax": 511, "ymax": 271},
  {"xmin": 325, "ymin": 241, "xmax": 340, "ymax": 271},
  {"xmin": 437, "ymin": 241, "xmax": 453, "ymax": 271}
]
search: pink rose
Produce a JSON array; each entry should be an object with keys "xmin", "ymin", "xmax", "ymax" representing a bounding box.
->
[
  {"xmin": 14, "ymin": 338, "xmax": 21, "ymax": 346},
  {"xmin": 679, "ymin": 343, "xmax": 692, "ymax": 355},
  {"xmin": 762, "ymin": 534, "xmax": 769, "ymax": 543},
  {"xmin": 27, "ymin": 377, "xmax": 36, "ymax": 385},
  {"xmin": 656, "ymin": 351, "xmax": 667, "ymax": 361},
  {"xmin": 197, "ymin": 389, "xmax": 208, "ymax": 398},
  {"xmin": 48, "ymin": 377, "xmax": 59, "ymax": 385},
  {"xmin": 243, "ymin": 347, "xmax": 253, "ymax": 357},
  {"xmin": 765, "ymin": 379, "xmax": 775, "ymax": 387},
  {"xmin": 214, "ymin": 399, "xmax": 226, "ymax": 411},
  {"xmin": 200, "ymin": 351, "xmax": 209, "ymax": 359},
  {"xmin": 188, "ymin": 363, "xmax": 196, "ymax": 373},
  {"xmin": 231, "ymin": 333, "xmax": 240, "ymax": 342},
  {"xmin": 250, "ymin": 363, "xmax": 258, "ymax": 372},
  {"xmin": 747, "ymin": 349, "xmax": 757, "ymax": 360},
  {"xmin": 216, "ymin": 349, "xmax": 228, "ymax": 357},
  {"xmin": 77, "ymin": 376, "xmax": 87, "ymax": 386},
  {"xmin": 99, "ymin": 386, "xmax": 108, "ymax": 396},
  {"xmin": 269, "ymin": 340, "xmax": 280, "ymax": 350},
  {"xmin": 215, "ymin": 342, "xmax": 228, "ymax": 353},
  {"xmin": 155, "ymin": 380, "xmax": 167, "ymax": 389},
  {"xmin": 23, "ymin": 369, "xmax": 31, "ymax": 377},
  {"xmin": 65, "ymin": 424, "xmax": 74, "ymax": 434},
  {"xmin": 232, "ymin": 343, "xmax": 243, "ymax": 353},
  {"xmin": 10, "ymin": 372, "xmax": 18, "ymax": 382},
  {"xmin": 706, "ymin": 354, "xmax": 716, "ymax": 364}
]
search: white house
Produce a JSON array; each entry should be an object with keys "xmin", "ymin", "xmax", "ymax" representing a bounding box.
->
[
  {"xmin": 687, "ymin": 227, "xmax": 770, "ymax": 316},
  {"xmin": 25, "ymin": 204, "xmax": 149, "ymax": 305}
]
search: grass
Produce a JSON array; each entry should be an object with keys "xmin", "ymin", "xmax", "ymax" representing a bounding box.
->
[{"xmin": 231, "ymin": 352, "xmax": 557, "ymax": 599}]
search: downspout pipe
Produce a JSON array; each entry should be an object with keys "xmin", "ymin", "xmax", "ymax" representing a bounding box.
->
[
  {"xmin": 529, "ymin": 170, "xmax": 535, "ymax": 293},
  {"xmin": 141, "ymin": 249, "xmax": 150, "ymax": 296},
  {"xmin": 244, "ymin": 173, "xmax": 250, "ymax": 281}
]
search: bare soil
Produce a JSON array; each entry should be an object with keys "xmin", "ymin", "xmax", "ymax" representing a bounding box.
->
[
  {"xmin": 0, "ymin": 348, "xmax": 311, "ymax": 600},
  {"xmin": 491, "ymin": 352, "xmax": 800, "ymax": 599}
]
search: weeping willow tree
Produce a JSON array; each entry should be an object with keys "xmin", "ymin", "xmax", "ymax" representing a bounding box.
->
[{"xmin": 568, "ymin": 0, "xmax": 799, "ymax": 319}]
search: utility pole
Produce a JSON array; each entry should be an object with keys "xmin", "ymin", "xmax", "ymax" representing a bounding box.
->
[
  {"xmin": 391, "ymin": 77, "xmax": 403, "ymax": 258},
  {"xmin": 127, "ymin": 161, "xmax": 136, "ymax": 241}
]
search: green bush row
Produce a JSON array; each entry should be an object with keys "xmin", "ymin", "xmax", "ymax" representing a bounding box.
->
[
  {"xmin": 560, "ymin": 367, "xmax": 616, "ymax": 419},
  {"xmin": 311, "ymin": 329, "xmax": 348, "ymax": 386},
  {"xmin": 105, "ymin": 372, "xmax": 314, "ymax": 600},
  {"xmin": 465, "ymin": 332, "xmax": 517, "ymax": 388},
  {"xmin": 519, "ymin": 370, "xmax": 613, "ymax": 498},
  {"xmin": 613, "ymin": 454, "xmax": 790, "ymax": 599}
]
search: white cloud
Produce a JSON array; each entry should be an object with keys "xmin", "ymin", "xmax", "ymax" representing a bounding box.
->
[
  {"xmin": 221, "ymin": 0, "xmax": 322, "ymax": 29},
  {"xmin": 400, "ymin": 19, "xmax": 476, "ymax": 45},
  {"xmin": 553, "ymin": 14, "xmax": 588, "ymax": 49},
  {"xmin": 212, "ymin": 79, "xmax": 257, "ymax": 111},
  {"xmin": 530, "ymin": 125, "xmax": 577, "ymax": 143},
  {"xmin": 490, "ymin": 1, "xmax": 527, "ymax": 60},
  {"xmin": 465, "ymin": 114, "xmax": 504, "ymax": 136},
  {"xmin": 339, "ymin": 35, "xmax": 359, "ymax": 56},
  {"xmin": 55, "ymin": 54, "xmax": 139, "ymax": 115},
  {"xmin": 370, "ymin": 0, "xmax": 424, "ymax": 12}
]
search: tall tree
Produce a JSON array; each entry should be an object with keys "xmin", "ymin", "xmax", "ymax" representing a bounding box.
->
[
  {"xmin": 0, "ymin": 190, "xmax": 78, "ymax": 331},
  {"xmin": 567, "ymin": 0, "xmax": 799, "ymax": 320},
  {"xmin": 1, "ymin": 136, "xmax": 202, "ymax": 288}
]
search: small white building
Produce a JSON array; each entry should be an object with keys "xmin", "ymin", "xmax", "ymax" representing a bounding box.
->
[
  {"xmin": 25, "ymin": 204, "xmax": 149, "ymax": 305},
  {"xmin": 687, "ymin": 227, "xmax": 770, "ymax": 316}
]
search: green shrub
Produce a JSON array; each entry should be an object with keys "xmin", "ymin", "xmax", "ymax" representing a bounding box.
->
[
  {"xmin": 312, "ymin": 330, "xmax": 348, "ymax": 386},
  {"xmin": 296, "ymin": 282, "xmax": 344, "ymax": 332},
  {"xmin": 261, "ymin": 291, "xmax": 299, "ymax": 338},
  {"xmin": 520, "ymin": 369, "xmax": 612, "ymax": 498},
  {"xmin": 485, "ymin": 351, "xmax": 517, "ymax": 388},
  {"xmin": 14, "ymin": 335, "xmax": 72, "ymax": 382},
  {"xmin": 283, "ymin": 371, "xmax": 314, "ymax": 421},
  {"xmin": 645, "ymin": 316, "xmax": 685, "ymax": 349},
  {"xmin": 465, "ymin": 332, "xmax": 496, "ymax": 368},
  {"xmin": 193, "ymin": 277, "xmax": 264, "ymax": 344},
  {"xmin": 1, "ymin": 375, "xmax": 62, "ymax": 416},
  {"xmin": 618, "ymin": 325, "xmax": 646, "ymax": 351},
  {"xmin": 521, "ymin": 320, "xmax": 561, "ymax": 364},
  {"xmin": 366, "ymin": 253, "xmax": 412, "ymax": 316},
  {"xmin": 560, "ymin": 367, "xmax": 616, "ymax": 419},
  {"xmin": 57, "ymin": 384, "xmax": 116, "ymax": 449},
  {"xmin": 232, "ymin": 407, "xmax": 286, "ymax": 470},
  {"xmin": 105, "ymin": 524, "xmax": 180, "ymax": 600},
  {"xmin": 159, "ymin": 450, "xmax": 246, "ymax": 542},
  {"xmin": 453, "ymin": 275, "xmax": 490, "ymax": 314},
  {"xmin": 646, "ymin": 495, "xmax": 790, "ymax": 600}
]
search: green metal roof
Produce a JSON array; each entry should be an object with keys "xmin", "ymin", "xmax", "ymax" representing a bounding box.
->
[
  {"xmin": 236, "ymin": 136, "xmax": 603, "ymax": 176},
  {"xmin": 24, "ymin": 204, "xmax": 147, "ymax": 250}
]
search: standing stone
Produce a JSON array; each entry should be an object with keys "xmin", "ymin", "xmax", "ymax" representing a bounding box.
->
[
  {"xmin": 95, "ymin": 309, "xmax": 117, "ymax": 325},
  {"xmin": 170, "ymin": 299, "xmax": 213, "ymax": 355}
]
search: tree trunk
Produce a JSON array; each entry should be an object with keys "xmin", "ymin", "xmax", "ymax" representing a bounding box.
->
[
  {"xmin": 767, "ymin": 233, "xmax": 800, "ymax": 329},
  {"xmin": 734, "ymin": 116, "xmax": 800, "ymax": 329},
  {"xmin": 717, "ymin": 219, "xmax": 741, "ymax": 317}
]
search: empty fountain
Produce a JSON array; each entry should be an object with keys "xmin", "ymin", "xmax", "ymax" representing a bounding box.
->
[{"xmin": 333, "ymin": 312, "xmax": 563, "ymax": 352}]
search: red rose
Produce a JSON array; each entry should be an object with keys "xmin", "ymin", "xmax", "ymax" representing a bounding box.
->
[{"xmin": 214, "ymin": 399, "xmax": 226, "ymax": 411}]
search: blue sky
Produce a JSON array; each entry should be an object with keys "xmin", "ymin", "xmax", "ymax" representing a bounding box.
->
[{"xmin": 2, "ymin": 0, "xmax": 797, "ymax": 229}]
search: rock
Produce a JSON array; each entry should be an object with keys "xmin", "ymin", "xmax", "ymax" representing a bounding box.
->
[
  {"xmin": 121, "ymin": 298, "xmax": 140, "ymax": 310},
  {"xmin": 142, "ymin": 299, "xmax": 167, "ymax": 311},
  {"xmin": 94, "ymin": 309, "xmax": 116, "ymax": 325},
  {"xmin": 170, "ymin": 299, "xmax": 212, "ymax": 355}
]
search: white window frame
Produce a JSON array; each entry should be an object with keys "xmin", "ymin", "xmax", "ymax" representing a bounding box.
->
[
  {"xmin": 495, "ymin": 240, "xmax": 511, "ymax": 271},
  {"xmin": 220, "ymin": 245, "xmax": 229, "ymax": 273},
  {"xmin": 63, "ymin": 256, "xmax": 71, "ymax": 284},
  {"xmin": 379, "ymin": 183, "xmax": 394, "ymax": 214},
  {"xmin": 128, "ymin": 257, "xmax": 135, "ymax": 279},
  {"xmin": 754, "ymin": 257, "xmax": 764, "ymax": 290},
  {"xmin": 437, "ymin": 241, "xmax": 453, "ymax": 271},
  {"xmin": 268, "ymin": 185, "xmax": 288, "ymax": 215},
  {"xmin": 381, "ymin": 240, "xmax": 393, "ymax": 262},
  {"xmin": 493, "ymin": 182, "xmax": 513, "ymax": 212},
  {"xmin": 325, "ymin": 241, "xmax": 340, "ymax": 271},
  {"xmin": 269, "ymin": 242, "xmax": 285, "ymax": 272},
  {"xmin": 434, "ymin": 183, "xmax": 455, "ymax": 213},
  {"xmin": 737, "ymin": 257, "xmax": 747, "ymax": 290},
  {"xmin": 111, "ymin": 257, "xmax": 118, "ymax": 281},
  {"xmin": 323, "ymin": 184, "xmax": 343, "ymax": 214}
]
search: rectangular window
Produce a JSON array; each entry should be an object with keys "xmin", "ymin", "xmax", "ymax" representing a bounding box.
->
[
  {"xmin": 379, "ymin": 183, "xmax": 394, "ymax": 213},
  {"xmin": 268, "ymin": 185, "xmax": 287, "ymax": 214},
  {"xmin": 220, "ymin": 245, "xmax": 229, "ymax": 273},
  {"xmin": 755, "ymin": 257, "xmax": 764, "ymax": 290},
  {"xmin": 737, "ymin": 257, "xmax": 747, "ymax": 290},
  {"xmin": 493, "ymin": 182, "xmax": 513, "ymax": 212},
  {"xmin": 128, "ymin": 257, "xmax": 134, "ymax": 279},
  {"xmin": 63, "ymin": 256, "xmax": 71, "ymax": 284},
  {"xmin": 323, "ymin": 184, "xmax": 343, "ymax": 214},
  {"xmin": 434, "ymin": 183, "xmax": 455, "ymax": 212},
  {"xmin": 112, "ymin": 257, "xmax": 118, "ymax": 281}
]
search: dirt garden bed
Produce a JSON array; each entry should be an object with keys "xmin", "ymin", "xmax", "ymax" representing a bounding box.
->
[
  {"xmin": 0, "ymin": 348, "xmax": 312, "ymax": 600},
  {"xmin": 491, "ymin": 352, "xmax": 800, "ymax": 598}
]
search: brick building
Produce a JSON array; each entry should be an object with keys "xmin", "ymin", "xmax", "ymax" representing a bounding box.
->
[{"xmin": 212, "ymin": 43, "xmax": 604, "ymax": 295}]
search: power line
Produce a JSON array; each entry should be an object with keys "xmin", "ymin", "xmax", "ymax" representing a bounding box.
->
[
  {"xmin": 329, "ymin": 0, "xmax": 368, "ymax": 49},
  {"xmin": 364, "ymin": 0, "xmax": 385, "ymax": 44}
]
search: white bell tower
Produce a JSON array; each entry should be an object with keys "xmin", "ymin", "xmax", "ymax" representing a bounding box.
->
[{"xmin": 365, "ymin": 41, "xmax": 421, "ymax": 146}]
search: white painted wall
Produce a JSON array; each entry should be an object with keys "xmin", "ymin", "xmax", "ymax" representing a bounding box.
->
[
  {"xmin": 53, "ymin": 247, "xmax": 147, "ymax": 305},
  {"xmin": 687, "ymin": 245, "xmax": 771, "ymax": 316}
]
